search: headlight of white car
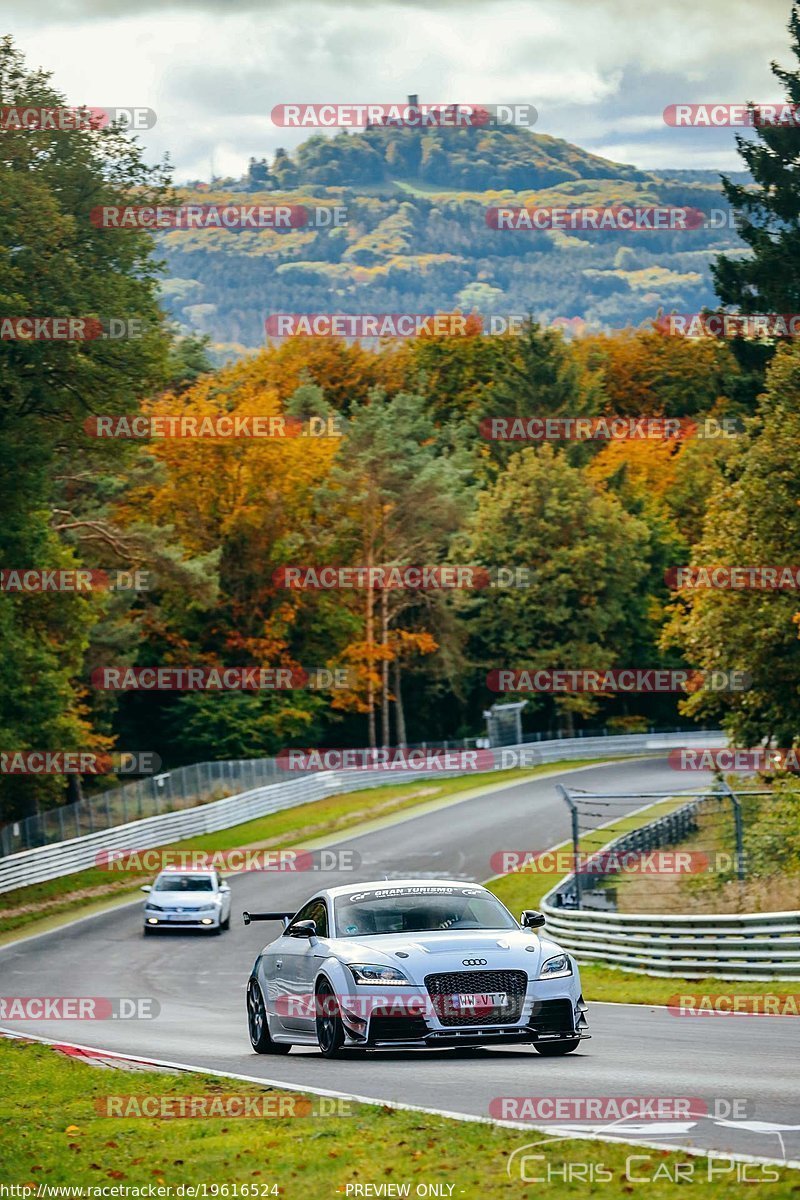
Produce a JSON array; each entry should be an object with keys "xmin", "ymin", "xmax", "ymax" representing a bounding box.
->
[
  {"xmin": 348, "ymin": 964, "xmax": 414, "ymax": 985},
  {"xmin": 538, "ymin": 954, "xmax": 572, "ymax": 979}
]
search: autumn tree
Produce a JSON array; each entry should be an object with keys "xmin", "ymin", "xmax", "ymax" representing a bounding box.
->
[
  {"xmin": 463, "ymin": 445, "xmax": 652, "ymax": 733},
  {"xmin": 0, "ymin": 38, "xmax": 172, "ymax": 818},
  {"xmin": 664, "ymin": 343, "xmax": 800, "ymax": 745},
  {"xmin": 317, "ymin": 391, "xmax": 467, "ymax": 746}
]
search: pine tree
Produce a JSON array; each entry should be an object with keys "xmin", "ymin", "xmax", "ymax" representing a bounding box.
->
[{"xmin": 713, "ymin": 3, "xmax": 800, "ymax": 312}]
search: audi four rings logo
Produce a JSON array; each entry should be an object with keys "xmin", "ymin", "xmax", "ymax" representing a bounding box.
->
[{"xmin": 462, "ymin": 958, "xmax": 487, "ymax": 966}]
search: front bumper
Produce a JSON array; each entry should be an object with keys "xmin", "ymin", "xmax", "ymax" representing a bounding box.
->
[
  {"xmin": 144, "ymin": 910, "xmax": 219, "ymax": 928},
  {"xmin": 338, "ymin": 980, "xmax": 589, "ymax": 1049}
]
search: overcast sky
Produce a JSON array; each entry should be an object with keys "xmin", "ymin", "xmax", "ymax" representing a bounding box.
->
[{"xmin": 2, "ymin": 0, "xmax": 796, "ymax": 181}]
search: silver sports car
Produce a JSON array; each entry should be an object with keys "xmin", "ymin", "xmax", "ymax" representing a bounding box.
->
[{"xmin": 244, "ymin": 879, "xmax": 589, "ymax": 1057}]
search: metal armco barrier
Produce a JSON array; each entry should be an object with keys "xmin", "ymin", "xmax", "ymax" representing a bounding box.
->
[
  {"xmin": 540, "ymin": 903, "xmax": 800, "ymax": 981},
  {"xmin": 0, "ymin": 730, "xmax": 723, "ymax": 893},
  {"xmin": 541, "ymin": 791, "xmax": 799, "ymax": 981}
]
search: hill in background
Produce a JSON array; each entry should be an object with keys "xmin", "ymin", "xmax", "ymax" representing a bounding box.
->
[{"xmin": 162, "ymin": 122, "xmax": 748, "ymax": 356}]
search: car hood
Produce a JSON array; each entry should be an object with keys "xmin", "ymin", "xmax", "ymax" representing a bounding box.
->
[
  {"xmin": 329, "ymin": 929, "xmax": 565, "ymax": 978},
  {"xmin": 146, "ymin": 891, "xmax": 218, "ymax": 908}
]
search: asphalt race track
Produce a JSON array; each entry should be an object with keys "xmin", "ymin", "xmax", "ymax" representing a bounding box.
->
[{"xmin": 2, "ymin": 758, "xmax": 799, "ymax": 1165}]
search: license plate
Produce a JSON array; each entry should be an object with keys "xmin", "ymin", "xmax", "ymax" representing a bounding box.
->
[{"xmin": 453, "ymin": 992, "xmax": 508, "ymax": 1009}]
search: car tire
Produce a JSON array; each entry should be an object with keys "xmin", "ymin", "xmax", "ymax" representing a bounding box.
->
[
  {"xmin": 534, "ymin": 1038, "xmax": 581, "ymax": 1056},
  {"xmin": 221, "ymin": 913, "xmax": 230, "ymax": 931},
  {"xmin": 247, "ymin": 978, "xmax": 291, "ymax": 1054},
  {"xmin": 315, "ymin": 978, "xmax": 345, "ymax": 1058},
  {"xmin": 143, "ymin": 926, "xmax": 155, "ymax": 936}
]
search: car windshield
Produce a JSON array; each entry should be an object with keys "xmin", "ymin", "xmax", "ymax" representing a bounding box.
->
[
  {"xmin": 334, "ymin": 886, "xmax": 517, "ymax": 936},
  {"xmin": 153, "ymin": 875, "xmax": 215, "ymax": 892}
]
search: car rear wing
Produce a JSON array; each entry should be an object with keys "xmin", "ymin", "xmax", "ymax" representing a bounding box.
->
[{"xmin": 242, "ymin": 910, "xmax": 294, "ymax": 929}]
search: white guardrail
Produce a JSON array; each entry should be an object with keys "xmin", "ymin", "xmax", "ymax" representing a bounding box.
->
[
  {"xmin": 0, "ymin": 731, "xmax": 724, "ymax": 895},
  {"xmin": 540, "ymin": 782, "xmax": 800, "ymax": 980},
  {"xmin": 539, "ymin": 901, "xmax": 800, "ymax": 981}
]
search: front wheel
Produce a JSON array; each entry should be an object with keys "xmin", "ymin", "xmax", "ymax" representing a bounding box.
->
[
  {"xmin": 315, "ymin": 979, "xmax": 345, "ymax": 1058},
  {"xmin": 247, "ymin": 978, "xmax": 291, "ymax": 1054},
  {"xmin": 534, "ymin": 1038, "xmax": 580, "ymax": 1056}
]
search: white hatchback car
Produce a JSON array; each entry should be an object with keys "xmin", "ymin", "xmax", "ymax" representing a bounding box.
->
[
  {"xmin": 244, "ymin": 879, "xmax": 588, "ymax": 1057},
  {"xmin": 142, "ymin": 869, "xmax": 231, "ymax": 934}
]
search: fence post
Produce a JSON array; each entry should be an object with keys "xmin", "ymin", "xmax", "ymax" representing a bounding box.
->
[
  {"xmin": 719, "ymin": 780, "xmax": 746, "ymax": 882},
  {"xmin": 556, "ymin": 783, "xmax": 582, "ymax": 908}
]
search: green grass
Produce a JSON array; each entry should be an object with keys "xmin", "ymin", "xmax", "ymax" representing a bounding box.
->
[
  {"xmin": 574, "ymin": 964, "xmax": 800, "ymax": 1005},
  {"xmin": 1, "ymin": 1038, "xmax": 797, "ymax": 1195},
  {"xmin": 0, "ymin": 758, "xmax": 617, "ymax": 940}
]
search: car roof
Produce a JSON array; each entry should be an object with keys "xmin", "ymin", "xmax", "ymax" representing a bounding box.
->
[
  {"xmin": 322, "ymin": 878, "xmax": 488, "ymax": 900},
  {"xmin": 155, "ymin": 867, "xmax": 216, "ymax": 876}
]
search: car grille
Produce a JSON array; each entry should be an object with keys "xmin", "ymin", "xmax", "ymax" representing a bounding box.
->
[
  {"xmin": 424, "ymin": 970, "xmax": 528, "ymax": 1027},
  {"xmin": 529, "ymin": 998, "xmax": 576, "ymax": 1036}
]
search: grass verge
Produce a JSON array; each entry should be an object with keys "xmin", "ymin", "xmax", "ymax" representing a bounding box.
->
[{"xmin": 1, "ymin": 1037, "xmax": 796, "ymax": 1195}]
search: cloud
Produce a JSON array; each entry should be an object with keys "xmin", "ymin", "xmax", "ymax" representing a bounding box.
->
[{"xmin": 2, "ymin": 0, "xmax": 795, "ymax": 177}]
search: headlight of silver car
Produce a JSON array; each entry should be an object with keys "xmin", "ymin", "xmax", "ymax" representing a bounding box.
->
[
  {"xmin": 348, "ymin": 964, "xmax": 414, "ymax": 985},
  {"xmin": 538, "ymin": 953, "xmax": 572, "ymax": 979},
  {"xmin": 144, "ymin": 903, "xmax": 163, "ymax": 912}
]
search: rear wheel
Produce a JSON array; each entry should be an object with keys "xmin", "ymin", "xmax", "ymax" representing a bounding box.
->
[
  {"xmin": 247, "ymin": 978, "xmax": 291, "ymax": 1054},
  {"xmin": 534, "ymin": 1038, "xmax": 580, "ymax": 1056},
  {"xmin": 315, "ymin": 979, "xmax": 345, "ymax": 1058}
]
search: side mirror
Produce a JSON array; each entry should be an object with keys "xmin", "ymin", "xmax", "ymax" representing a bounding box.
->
[
  {"xmin": 521, "ymin": 909, "xmax": 545, "ymax": 929},
  {"xmin": 219, "ymin": 883, "xmax": 231, "ymax": 892},
  {"xmin": 140, "ymin": 885, "xmax": 152, "ymax": 893},
  {"xmin": 289, "ymin": 919, "xmax": 317, "ymax": 939}
]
